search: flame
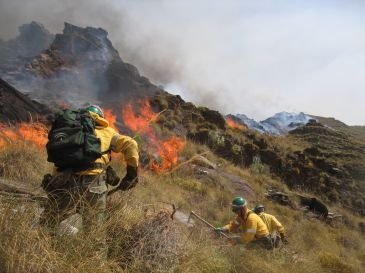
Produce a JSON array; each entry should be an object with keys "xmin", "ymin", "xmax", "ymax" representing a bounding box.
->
[
  {"xmin": 103, "ymin": 108, "xmax": 117, "ymax": 129},
  {"xmin": 225, "ymin": 117, "xmax": 247, "ymax": 131},
  {"xmin": 0, "ymin": 122, "xmax": 48, "ymax": 148},
  {"xmin": 18, "ymin": 122, "xmax": 48, "ymax": 147},
  {"xmin": 121, "ymin": 99, "xmax": 185, "ymax": 173},
  {"xmin": 150, "ymin": 136, "xmax": 185, "ymax": 173},
  {"xmin": 122, "ymin": 100, "xmax": 156, "ymax": 132}
]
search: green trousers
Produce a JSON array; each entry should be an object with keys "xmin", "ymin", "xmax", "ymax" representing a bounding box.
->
[{"xmin": 40, "ymin": 172, "xmax": 108, "ymax": 257}]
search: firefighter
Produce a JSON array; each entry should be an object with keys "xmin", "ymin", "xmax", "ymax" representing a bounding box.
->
[
  {"xmin": 253, "ymin": 204, "xmax": 288, "ymax": 246},
  {"xmin": 40, "ymin": 104, "xmax": 139, "ymax": 257},
  {"xmin": 215, "ymin": 196, "xmax": 273, "ymax": 249}
]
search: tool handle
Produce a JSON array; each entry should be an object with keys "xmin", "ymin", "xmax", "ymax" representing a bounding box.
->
[{"xmin": 190, "ymin": 211, "xmax": 229, "ymax": 238}]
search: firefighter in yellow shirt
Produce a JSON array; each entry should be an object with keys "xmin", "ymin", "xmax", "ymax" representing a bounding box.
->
[
  {"xmin": 215, "ymin": 197, "xmax": 273, "ymax": 249},
  {"xmin": 253, "ymin": 204, "xmax": 288, "ymax": 247},
  {"xmin": 40, "ymin": 105, "xmax": 139, "ymax": 258}
]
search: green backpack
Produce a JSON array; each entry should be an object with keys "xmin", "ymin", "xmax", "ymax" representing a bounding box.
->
[{"xmin": 46, "ymin": 109, "xmax": 103, "ymax": 171}]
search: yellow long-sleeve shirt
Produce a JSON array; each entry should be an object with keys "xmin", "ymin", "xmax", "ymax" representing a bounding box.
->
[
  {"xmin": 257, "ymin": 212, "xmax": 285, "ymax": 235},
  {"xmin": 223, "ymin": 210, "xmax": 269, "ymax": 243}
]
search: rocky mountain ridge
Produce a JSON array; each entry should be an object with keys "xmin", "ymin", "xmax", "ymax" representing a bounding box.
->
[{"xmin": 0, "ymin": 22, "xmax": 161, "ymax": 111}]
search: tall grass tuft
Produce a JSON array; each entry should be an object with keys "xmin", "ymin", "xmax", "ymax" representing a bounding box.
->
[{"xmin": 0, "ymin": 142, "xmax": 50, "ymax": 184}]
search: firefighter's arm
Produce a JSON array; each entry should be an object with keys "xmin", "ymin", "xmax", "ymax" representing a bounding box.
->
[
  {"xmin": 223, "ymin": 217, "xmax": 241, "ymax": 233},
  {"xmin": 272, "ymin": 216, "xmax": 285, "ymax": 234},
  {"xmin": 111, "ymin": 134, "xmax": 139, "ymax": 190},
  {"xmin": 111, "ymin": 134, "xmax": 139, "ymax": 167},
  {"xmin": 271, "ymin": 216, "xmax": 288, "ymax": 243}
]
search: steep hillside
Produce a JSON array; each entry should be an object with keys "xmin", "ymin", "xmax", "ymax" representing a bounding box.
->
[
  {"xmin": 0, "ymin": 77, "xmax": 52, "ymax": 123},
  {"xmin": 311, "ymin": 115, "xmax": 365, "ymax": 145},
  {"xmin": 289, "ymin": 120, "xmax": 365, "ymax": 210},
  {"xmin": 151, "ymin": 91, "xmax": 365, "ymax": 215}
]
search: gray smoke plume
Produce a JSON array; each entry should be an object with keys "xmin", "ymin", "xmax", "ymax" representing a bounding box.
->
[{"xmin": 1, "ymin": 0, "xmax": 365, "ymax": 125}]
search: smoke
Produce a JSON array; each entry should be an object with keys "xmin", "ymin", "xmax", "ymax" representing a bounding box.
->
[{"xmin": 1, "ymin": 0, "xmax": 365, "ymax": 125}]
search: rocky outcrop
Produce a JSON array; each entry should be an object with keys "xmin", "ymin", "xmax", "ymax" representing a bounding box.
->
[
  {"xmin": 1, "ymin": 22, "xmax": 161, "ymax": 112},
  {"xmin": 0, "ymin": 21, "xmax": 54, "ymax": 74}
]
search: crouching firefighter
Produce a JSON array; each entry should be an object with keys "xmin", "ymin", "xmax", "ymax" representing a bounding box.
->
[
  {"xmin": 215, "ymin": 197, "xmax": 273, "ymax": 249},
  {"xmin": 40, "ymin": 104, "xmax": 139, "ymax": 256},
  {"xmin": 253, "ymin": 204, "xmax": 288, "ymax": 247}
]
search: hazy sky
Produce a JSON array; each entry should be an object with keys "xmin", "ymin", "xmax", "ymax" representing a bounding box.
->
[{"xmin": 0, "ymin": 0, "xmax": 364, "ymax": 125}]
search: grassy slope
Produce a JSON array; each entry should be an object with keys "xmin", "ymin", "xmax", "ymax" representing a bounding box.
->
[
  {"xmin": 0, "ymin": 140, "xmax": 364, "ymax": 273},
  {"xmin": 310, "ymin": 115, "xmax": 365, "ymax": 144}
]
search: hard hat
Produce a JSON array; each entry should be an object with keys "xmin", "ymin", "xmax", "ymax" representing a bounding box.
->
[
  {"xmin": 254, "ymin": 204, "xmax": 265, "ymax": 213},
  {"xmin": 231, "ymin": 196, "xmax": 247, "ymax": 213},
  {"xmin": 87, "ymin": 104, "xmax": 104, "ymax": 118}
]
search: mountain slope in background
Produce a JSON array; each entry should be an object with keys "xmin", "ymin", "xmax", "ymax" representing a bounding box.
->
[
  {"xmin": 234, "ymin": 112, "xmax": 312, "ymax": 135},
  {"xmin": 311, "ymin": 115, "xmax": 365, "ymax": 145},
  {"xmin": 0, "ymin": 77, "xmax": 52, "ymax": 123}
]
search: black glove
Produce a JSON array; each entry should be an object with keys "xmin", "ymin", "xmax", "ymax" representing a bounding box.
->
[
  {"xmin": 41, "ymin": 173, "xmax": 53, "ymax": 191},
  {"xmin": 118, "ymin": 166, "xmax": 138, "ymax": 191}
]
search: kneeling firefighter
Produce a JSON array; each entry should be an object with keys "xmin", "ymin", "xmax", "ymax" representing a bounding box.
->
[{"xmin": 215, "ymin": 197, "xmax": 273, "ymax": 249}]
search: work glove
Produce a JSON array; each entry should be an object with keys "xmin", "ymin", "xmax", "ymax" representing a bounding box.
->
[
  {"xmin": 41, "ymin": 173, "xmax": 53, "ymax": 191},
  {"xmin": 280, "ymin": 233, "xmax": 289, "ymax": 244},
  {"xmin": 118, "ymin": 165, "xmax": 138, "ymax": 191},
  {"xmin": 214, "ymin": 227, "xmax": 226, "ymax": 234}
]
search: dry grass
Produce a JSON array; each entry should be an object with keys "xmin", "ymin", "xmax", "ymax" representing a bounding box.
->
[
  {"xmin": 0, "ymin": 139, "xmax": 365, "ymax": 273},
  {"xmin": 0, "ymin": 142, "xmax": 51, "ymax": 185}
]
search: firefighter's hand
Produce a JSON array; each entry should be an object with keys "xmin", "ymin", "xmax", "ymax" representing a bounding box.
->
[
  {"xmin": 118, "ymin": 166, "xmax": 138, "ymax": 191},
  {"xmin": 214, "ymin": 227, "xmax": 225, "ymax": 234},
  {"xmin": 280, "ymin": 233, "xmax": 289, "ymax": 244},
  {"xmin": 41, "ymin": 173, "xmax": 53, "ymax": 191}
]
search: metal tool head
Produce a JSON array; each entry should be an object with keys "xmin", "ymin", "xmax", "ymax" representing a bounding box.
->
[{"xmin": 187, "ymin": 211, "xmax": 193, "ymax": 224}]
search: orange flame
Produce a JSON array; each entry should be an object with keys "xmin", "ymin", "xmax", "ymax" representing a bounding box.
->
[
  {"xmin": 0, "ymin": 122, "xmax": 48, "ymax": 148},
  {"xmin": 225, "ymin": 117, "xmax": 247, "ymax": 131},
  {"xmin": 122, "ymin": 100, "xmax": 156, "ymax": 132},
  {"xmin": 103, "ymin": 108, "xmax": 117, "ymax": 129},
  {"xmin": 18, "ymin": 122, "xmax": 48, "ymax": 147},
  {"xmin": 121, "ymin": 99, "xmax": 185, "ymax": 173},
  {"xmin": 151, "ymin": 136, "xmax": 185, "ymax": 173}
]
